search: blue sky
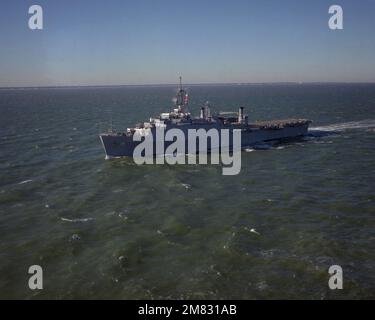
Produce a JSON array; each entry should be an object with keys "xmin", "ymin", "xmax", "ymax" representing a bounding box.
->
[{"xmin": 0, "ymin": 0, "xmax": 375, "ymax": 87}]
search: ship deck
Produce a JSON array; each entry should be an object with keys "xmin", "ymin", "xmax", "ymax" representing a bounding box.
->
[{"xmin": 250, "ymin": 119, "xmax": 311, "ymax": 129}]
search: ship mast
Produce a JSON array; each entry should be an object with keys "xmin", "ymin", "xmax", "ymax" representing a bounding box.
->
[{"xmin": 175, "ymin": 76, "xmax": 188, "ymax": 113}]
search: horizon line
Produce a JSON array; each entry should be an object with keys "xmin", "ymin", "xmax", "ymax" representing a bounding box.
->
[{"xmin": 1, "ymin": 81, "xmax": 375, "ymax": 90}]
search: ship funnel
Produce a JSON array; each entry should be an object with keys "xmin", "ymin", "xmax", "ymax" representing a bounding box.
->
[
  {"xmin": 200, "ymin": 107, "xmax": 205, "ymax": 119},
  {"xmin": 238, "ymin": 107, "xmax": 244, "ymax": 123},
  {"xmin": 205, "ymin": 101, "xmax": 211, "ymax": 120}
]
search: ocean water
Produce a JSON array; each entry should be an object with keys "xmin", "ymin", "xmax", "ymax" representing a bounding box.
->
[{"xmin": 0, "ymin": 84, "xmax": 374, "ymax": 299}]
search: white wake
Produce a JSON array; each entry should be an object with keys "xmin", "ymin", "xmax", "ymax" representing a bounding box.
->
[{"xmin": 310, "ymin": 119, "xmax": 375, "ymax": 132}]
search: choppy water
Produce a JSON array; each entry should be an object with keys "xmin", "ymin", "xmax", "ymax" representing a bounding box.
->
[{"xmin": 0, "ymin": 84, "xmax": 374, "ymax": 299}]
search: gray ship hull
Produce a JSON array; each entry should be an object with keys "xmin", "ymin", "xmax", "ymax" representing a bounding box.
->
[{"xmin": 99, "ymin": 122, "xmax": 309, "ymax": 159}]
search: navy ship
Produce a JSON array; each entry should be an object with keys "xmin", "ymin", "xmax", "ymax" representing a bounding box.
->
[{"xmin": 99, "ymin": 78, "xmax": 311, "ymax": 158}]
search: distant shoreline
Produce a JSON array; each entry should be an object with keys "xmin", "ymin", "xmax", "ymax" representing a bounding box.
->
[{"xmin": 1, "ymin": 82, "xmax": 375, "ymax": 90}]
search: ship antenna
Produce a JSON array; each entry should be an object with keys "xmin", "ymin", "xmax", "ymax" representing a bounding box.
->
[{"xmin": 176, "ymin": 76, "xmax": 188, "ymax": 113}]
